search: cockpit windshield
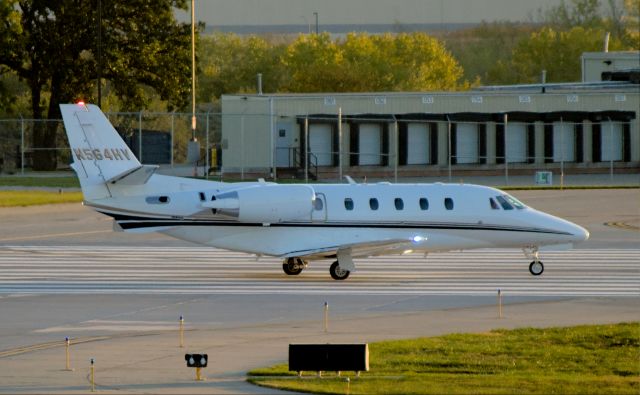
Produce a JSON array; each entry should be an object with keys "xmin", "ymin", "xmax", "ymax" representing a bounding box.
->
[{"xmin": 504, "ymin": 194, "xmax": 526, "ymax": 209}]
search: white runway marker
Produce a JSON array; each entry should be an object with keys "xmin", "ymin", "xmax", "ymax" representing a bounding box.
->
[{"xmin": 0, "ymin": 247, "xmax": 638, "ymax": 296}]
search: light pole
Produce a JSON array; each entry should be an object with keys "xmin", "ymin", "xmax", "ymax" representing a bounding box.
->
[{"xmin": 313, "ymin": 12, "xmax": 318, "ymax": 34}]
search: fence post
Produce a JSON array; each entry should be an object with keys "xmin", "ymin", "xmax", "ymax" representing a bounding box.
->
[
  {"xmin": 206, "ymin": 111, "xmax": 210, "ymax": 179},
  {"xmin": 241, "ymin": 115, "xmax": 245, "ymax": 181},
  {"xmin": 504, "ymin": 114, "xmax": 509, "ymax": 185},
  {"xmin": 170, "ymin": 112, "xmax": 175, "ymax": 167},
  {"xmin": 447, "ymin": 116, "xmax": 452, "ymax": 182},
  {"xmin": 338, "ymin": 107, "xmax": 343, "ymax": 182},
  {"xmin": 304, "ymin": 116, "xmax": 309, "ymax": 184},
  {"xmin": 20, "ymin": 116, "xmax": 25, "ymax": 175},
  {"xmin": 138, "ymin": 111, "xmax": 143, "ymax": 164}
]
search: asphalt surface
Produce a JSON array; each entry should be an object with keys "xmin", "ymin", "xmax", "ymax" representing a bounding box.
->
[{"xmin": 0, "ymin": 188, "xmax": 638, "ymax": 394}]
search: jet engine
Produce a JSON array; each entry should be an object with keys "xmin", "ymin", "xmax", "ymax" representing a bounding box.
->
[{"xmin": 204, "ymin": 184, "xmax": 315, "ymax": 223}]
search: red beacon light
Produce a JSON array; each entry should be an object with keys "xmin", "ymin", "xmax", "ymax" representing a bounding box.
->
[{"xmin": 76, "ymin": 101, "xmax": 85, "ymax": 106}]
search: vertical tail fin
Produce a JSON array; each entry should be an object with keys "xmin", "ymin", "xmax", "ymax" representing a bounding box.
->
[{"xmin": 60, "ymin": 103, "xmax": 142, "ymax": 200}]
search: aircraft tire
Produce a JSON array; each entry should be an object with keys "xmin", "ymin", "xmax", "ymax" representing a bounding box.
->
[
  {"xmin": 330, "ymin": 261, "xmax": 350, "ymax": 280},
  {"xmin": 283, "ymin": 258, "xmax": 304, "ymax": 275},
  {"xmin": 529, "ymin": 260, "xmax": 544, "ymax": 276}
]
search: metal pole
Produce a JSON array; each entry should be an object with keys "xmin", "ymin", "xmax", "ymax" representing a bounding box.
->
[
  {"xmin": 323, "ymin": 301, "xmax": 329, "ymax": 333},
  {"xmin": 170, "ymin": 112, "xmax": 174, "ymax": 167},
  {"xmin": 97, "ymin": 0, "xmax": 102, "ymax": 107},
  {"xmin": 504, "ymin": 114, "xmax": 509, "ymax": 185},
  {"xmin": 269, "ymin": 97, "xmax": 276, "ymax": 180},
  {"xmin": 560, "ymin": 118, "xmax": 564, "ymax": 190},
  {"xmin": 447, "ymin": 116, "xmax": 452, "ymax": 182},
  {"xmin": 313, "ymin": 12, "xmax": 318, "ymax": 34},
  {"xmin": 393, "ymin": 116, "xmax": 398, "ymax": 183},
  {"xmin": 191, "ymin": 0, "xmax": 197, "ymax": 140},
  {"xmin": 65, "ymin": 337, "xmax": 72, "ymax": 371},
  {"xmin": 304, "ymin": 116, "xmax": 309, "ymax": 184},
  {"xmin": 608, "ymin": 117, "xmax": 614, "ymax": 182},
  {"xmin": 206, "ymin": 111, "xmax": 210, "ymax": 179},
  {"xmin": 90, "ymin": 359, "xmax": 95, "ymax": 392},
  {"xmin": 240, "ymin": 116, "xmax": 245, "ymax": 180},
  {"xmin": 497, "ymin": 289, "xmax": 503, "ymax": 318},
  {"xmin": 138, "ymin": 111, "xmax": 142, "ymax": 163},
  {"xmin": 338, "ymin": 107, "xmax": 343, "ymax": 182},
  {"xmin": 179, "ymin": 315, "xmax": 184, "ymax": 348},
  {"xmin": 20, "ymin": 116, "xmax": 25, "ymax": 175}
]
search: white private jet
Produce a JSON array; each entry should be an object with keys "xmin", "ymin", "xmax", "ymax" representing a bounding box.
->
[{"xmin": 61, "ymin": 103, "xmax": 589, "ymax": 280}]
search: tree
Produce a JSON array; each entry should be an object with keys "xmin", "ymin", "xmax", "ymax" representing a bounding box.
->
[
  {"xmin": 198, "ymin": 33, "xmax": 285, "ymax": 102},
  {"xmin": 0, "ymin": 0, "xmax": 194, "ymax": 170},
  {"xmin": 282, "ymin": 32, "xmax": 464, "ymax": 93},
  {"xmin": 487, "ymin": 26, "xmax": 625, "ymax": 84}
]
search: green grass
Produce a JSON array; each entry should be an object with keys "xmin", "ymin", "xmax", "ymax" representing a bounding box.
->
[
  {"xmin": 0, "ymin": 176, "xmax": 80, "ymax": 188},
  {"xmin": 0, "ymin": 190, "xmax": 83, "ymax": 207},
  {"xmin": 247, "ymin": 323, "xmax": 640, "ymax": 395}
]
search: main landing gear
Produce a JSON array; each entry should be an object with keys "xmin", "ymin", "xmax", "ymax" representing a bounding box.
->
[
  {"xmin": 282, "ymin": 257, "xmax": 306, "ymax": 275},
  {"xmin": 329, "ymin": 261, "xmax": 350, "ymax": 280},
  {"xmin": 523, "ymin": 247, "xmax": 544, "ymax": 276}
]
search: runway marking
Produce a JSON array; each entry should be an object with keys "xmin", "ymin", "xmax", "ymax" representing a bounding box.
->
[
  {"xmin": 0, "ymin": 230, "xmax": 110, "ymax": 242},
  {"xmin": 0, "ymin": 247, "xmax": 638, "ymax": 296},
  {"xmin": 604, "ymin": 221, "xmax": 640, "ymax": 232}
]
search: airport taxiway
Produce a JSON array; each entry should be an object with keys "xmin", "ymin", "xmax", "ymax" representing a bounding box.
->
[{"xmin": 0, "ymin": 188, "xmax": 638, "ymax": 394}]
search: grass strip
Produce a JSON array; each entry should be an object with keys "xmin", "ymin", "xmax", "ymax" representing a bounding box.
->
[
  {"xmin": 247, "ymin": 322, "xmax": 640, "ymax": 395},
  {"xmin": 0, "ymin": 191, "xmax": 83, "ymax": 207},
  {"xmin": 0, "ymin": 176, "xmax": 80, "ymax": 188}
]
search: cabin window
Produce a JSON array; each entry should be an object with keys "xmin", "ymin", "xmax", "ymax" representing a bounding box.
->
[
  {"xmin": 490, "ymin": 198, "xmax": 499, "ymax": 210},
  {"xmin": 344, "ymin": 198, "xmax": 354, "ymax": 211},
  {"xmin": 495, "ymin": 195, "xmax": 513, "ymax": 210},
  {"xmin": 369, "ymin": 198, "xmax": 379, "ymax": 210},
  {"xmin": 146, "ymin": 196, "xmax": 170, "ymax": 204},
  {"xmin": 198, "ymin": 192, "xmax": 205, "ymax": 201},
  {"xmin": 394, "ymin": 198, "xmax": 404, "ymax": 210},
  {"xmin": 314, "ymin": 197, "xmax": 324, "ymax": 210},
  {"xmin": 419, "ymin": 198, "xmax": 429, "ymax": 210},
  {"xmin": 444, "ymin": 197, "xmax": 454, "ymax": 210}
]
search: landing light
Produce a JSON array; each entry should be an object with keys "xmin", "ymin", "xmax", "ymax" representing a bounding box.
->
[{"xmin": 412, "ymin": 235, "xmax": 426, "ymax": 243}]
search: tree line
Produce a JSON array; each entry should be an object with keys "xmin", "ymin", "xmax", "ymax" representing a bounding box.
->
[{"xmin": 0, "ymin": 0, "xmax": 638, "ymax": 169}]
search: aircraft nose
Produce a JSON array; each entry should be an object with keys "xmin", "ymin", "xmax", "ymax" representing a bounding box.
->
[{"xmin": 573, "ymin": 223, "xmax": 590, "ymax": 243}]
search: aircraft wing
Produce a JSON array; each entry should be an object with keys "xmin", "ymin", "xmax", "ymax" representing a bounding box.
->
[{"xmin": 280, "ymin": 237, "xmax": 419, "ymax": 261}]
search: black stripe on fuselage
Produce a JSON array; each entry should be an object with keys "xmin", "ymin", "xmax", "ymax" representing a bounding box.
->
[{"xmin": 98, "ymin": 211, "xmax": 572, "ymax": 236}]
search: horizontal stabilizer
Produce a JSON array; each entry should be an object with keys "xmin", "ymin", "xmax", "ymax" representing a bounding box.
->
[{"xmin": 106, "ymin": 165, "xmax": 159, "ymax": 185}]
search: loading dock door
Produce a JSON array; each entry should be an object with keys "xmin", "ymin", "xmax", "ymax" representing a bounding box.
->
[
  {"xmin": 506, "ymin": 122, "xmax": 527, "ymax": 163},
  {"xmin": 456, "ymin": 123, "xmax": 479, "ymax": 164},
  {"xmin": 553, "ymin": 122, "xmax": 575, "ymax": 162},
  {"xmin": 359, "ymin": 124, "xmax": 382, "ymax": 165},
  {"xmin": 407, "ymin": 123, "xmax": 430, "ymax": 165},
  {"xmin": 600, "ymin": 121, "xmax": 623, "ymax": 161},
  {"xmin": 309, "ymin": 124, "xmax": 333, "ymax": 166}
]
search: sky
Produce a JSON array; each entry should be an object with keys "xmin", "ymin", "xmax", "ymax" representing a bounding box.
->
[{"xmin": 176, "ymin": 0, "xmax": 563, "ymax": 26}]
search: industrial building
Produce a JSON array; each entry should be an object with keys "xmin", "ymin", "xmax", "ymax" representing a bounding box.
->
[{"xmin": 220, "ymin": 51, "xmax": 639, "ymax": 181}]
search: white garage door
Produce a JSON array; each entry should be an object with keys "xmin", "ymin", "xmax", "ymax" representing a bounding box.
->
[
  {"xmin": 553, "ymin": 122, "xmax": 575, "ymax": 162},
  {"xmin": 456, "ymin": 123, "xmax": 478, "ymax": 164},
  {"xmin": 359, "ymin": 124, "xmax": 382, "ymax": 165},
  {"xmin": 506, "ymin": 123, "xmax": 527, "ymax": 163},
  {"xmin": 309, "ymin": 124, "xmax": 333, "ymax": 166},
  {"xmin": 407, "ymin": 123, "xmax": 430, "ymax": 165},
  {"xmin": 600, "ymin": 121, "xmax": 623, "ymax": 161}
]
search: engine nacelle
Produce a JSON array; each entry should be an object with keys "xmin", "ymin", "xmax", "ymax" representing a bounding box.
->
[{"xmin": 205, "ymin": 184, "xmax": 315, "ymax": 223}]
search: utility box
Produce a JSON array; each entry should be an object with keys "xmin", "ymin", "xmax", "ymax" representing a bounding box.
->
[{"xmin": 289, "ymin": 344, "xmax": 369, "ymax": 374}]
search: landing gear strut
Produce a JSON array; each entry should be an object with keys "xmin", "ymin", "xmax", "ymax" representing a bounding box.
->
[
  {"xmin": 523, "ymin": 247, "xmax": 544, "ymax": 276},
  {"xmin": 329, "ymin": 261, "xmax": 350, "ymax": 280},
  {"xmin": 282, "ymin": 257, "xmax": 306, "ymax": 276}
]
